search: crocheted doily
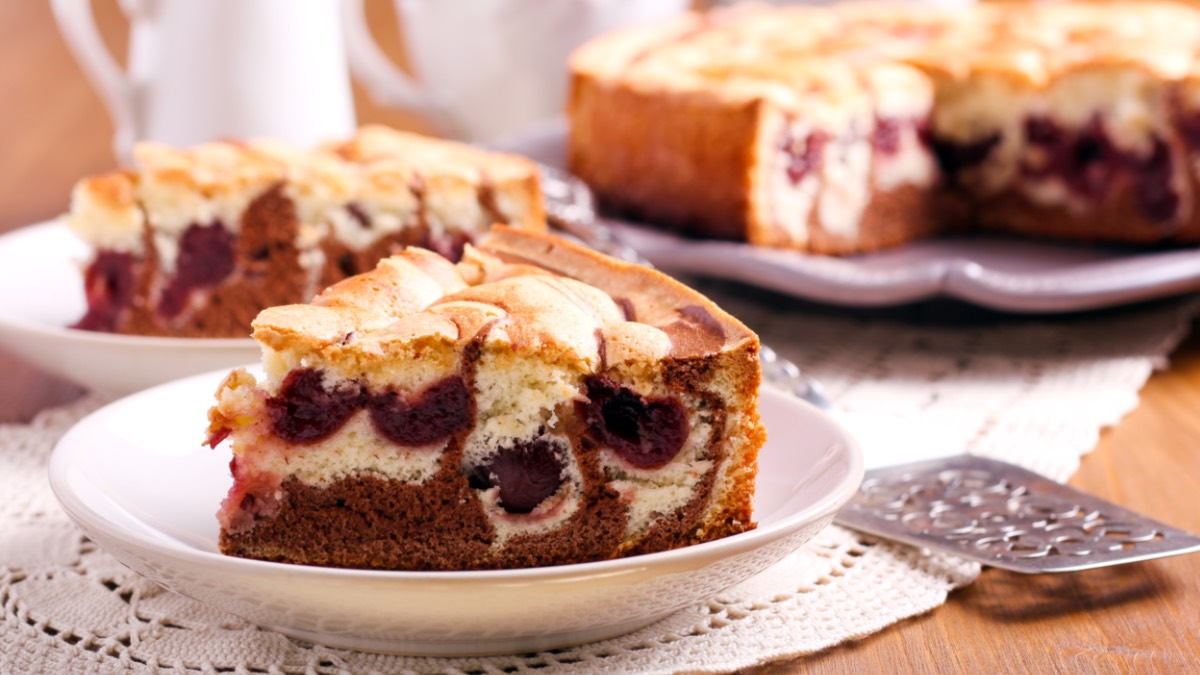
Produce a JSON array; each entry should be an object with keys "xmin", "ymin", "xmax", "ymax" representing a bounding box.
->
[{"xmin": 3, "ymin": 290, "xmax": 1197, "ymax": 673}]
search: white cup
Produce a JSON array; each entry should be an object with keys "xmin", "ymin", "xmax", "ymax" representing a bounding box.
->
[
  {"xmin": 343, "ymin": 0, "xmax": 690, "ymax": 143},
  {"xmin": 51, "ymin": 0, "xmax": 358, "ymax": 161}
]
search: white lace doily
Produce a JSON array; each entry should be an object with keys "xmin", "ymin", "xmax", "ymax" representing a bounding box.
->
[{"xmin": 3, "ymin": 291, "xmax": 1197, "ymax": 673}]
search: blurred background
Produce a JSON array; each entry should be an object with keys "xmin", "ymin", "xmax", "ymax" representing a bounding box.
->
[{"xmin": 0, "ymin": 0, "xmax": 433, "ymax": 235}]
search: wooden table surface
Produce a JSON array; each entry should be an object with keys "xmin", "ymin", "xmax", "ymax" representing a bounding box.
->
[{"xmin": 2, "ymin": 2, "xmax": 1198, "ymax": 672}]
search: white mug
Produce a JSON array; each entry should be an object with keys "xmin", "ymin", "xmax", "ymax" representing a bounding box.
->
[
  {"xmin": 342, "ymin": 0, "xmax": 690, "ymax": 143},
  {"xmin": 51, "ymin": 0, "xmax": 358, "ymax": 161}
]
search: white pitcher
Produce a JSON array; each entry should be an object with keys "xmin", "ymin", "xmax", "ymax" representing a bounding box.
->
[
  {"xmin": 342, "ymin": 0, "xmax": 689, "ymax": 143},
  {"xmin": 51, "ymin": 0, "xmax": 357, "ymax": 161}
]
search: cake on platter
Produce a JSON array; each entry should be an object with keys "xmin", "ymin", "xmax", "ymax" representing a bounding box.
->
[
  {"xmin": 63, "ymin": 126, "xmax": 545, "ymax": 337},
  {"xmin": 569, "ymin": 1, "xmax": 1200, "ymax": 254},
  {"xmin": 205, "ymin": 227, "xmax": 765, "ymax": 571}
]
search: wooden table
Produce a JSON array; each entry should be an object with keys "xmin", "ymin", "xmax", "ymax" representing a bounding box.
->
[{"xmin": 3, "ymin": 2, "xmax": 1198, "ymax": 672}]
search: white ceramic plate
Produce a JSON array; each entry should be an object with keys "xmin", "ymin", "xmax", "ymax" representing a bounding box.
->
[
  {"xmin": 500, "ymin": 120, "xmax": 1200, "ymax": 313},
  {"xmin": 0, "ymin": 222, "xmax": 258, "ymax": 394},
  {"xmin": 48, "ymin": 369, "xmax": 864, "ymax": 656}
]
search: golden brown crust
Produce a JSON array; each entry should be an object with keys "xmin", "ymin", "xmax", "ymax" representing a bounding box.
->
[
  {"xmin": 570, "ymin": 74, "xmax": 766, "ymax": 241},
  {"xmin": 252, "ymin": 227, "xmax": 759, "ymax": 373},
  {"xmin": 476, "ymin": 227, "xmax": 757, "ymax": 352},
  {"xmin": 70, "ymin": 125, "xmax": 545, "ymax": 242}
]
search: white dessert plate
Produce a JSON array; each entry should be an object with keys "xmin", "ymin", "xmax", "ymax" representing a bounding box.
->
[
  {"xmin": 0, "ymin": 222, "xmax": 258, "ymax": 394},
  {"xmin": 49, "ymin": 368, "xmax": 864, "ymax": 657},
  {"xmin": 500, "ymin": 120, "xmax": 1200, "ymax": 313}
]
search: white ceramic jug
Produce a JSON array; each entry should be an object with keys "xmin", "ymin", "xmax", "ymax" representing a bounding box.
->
[
  {"xmin": 342, "ymin": 0, "xmax": 689, "ymax": 143},
  {"xmin": 51, "ymin": 0, "xmax": 358, "ymax": 161}
]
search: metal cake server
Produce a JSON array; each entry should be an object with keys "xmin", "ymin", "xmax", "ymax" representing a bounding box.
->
[{"xmin": 538, "ymin": 163, "xmax": 1200, "ymax": 573}]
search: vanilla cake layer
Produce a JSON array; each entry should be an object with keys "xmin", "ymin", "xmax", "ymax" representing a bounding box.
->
[
  {"xmin": 569, "ymin": 1, "xmax": 1200, "ymax": 254},
  {"xmin": 206, "ymin": 228, "xmax": 764, "ymax": 571},
  {"xmin": 64, "ymin": 126, "xmax": 545, "ymax": 337}
]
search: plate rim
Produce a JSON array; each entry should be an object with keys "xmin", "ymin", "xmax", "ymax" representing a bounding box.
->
[{"xmin": 616, "ymin": 222, "xmax": 1200, "ymax": 313}]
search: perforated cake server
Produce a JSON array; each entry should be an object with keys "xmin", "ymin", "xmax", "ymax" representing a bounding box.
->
[
  {"xmin": 831, "ymin": 455, "xmax": 1200, "ymax": 573},
  {"xmin": 539, "ymin": 162, "xmax": 1200, "ymax": 573}
]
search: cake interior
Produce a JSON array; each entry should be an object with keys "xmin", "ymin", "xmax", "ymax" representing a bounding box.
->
[{"xmin": 207, "ymin": 231, "xmax": 763, "ymax": 571}]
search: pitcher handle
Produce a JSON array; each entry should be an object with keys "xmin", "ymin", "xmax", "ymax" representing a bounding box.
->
[
  {"xmin": 340, "ymin": 0, "xmax": 460, "ymax": 138},
  {"xmin": 50, "ymin": 0, "xmax": 138, "ymax": 160}
]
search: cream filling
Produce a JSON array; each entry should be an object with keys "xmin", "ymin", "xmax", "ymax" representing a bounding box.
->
[
  {"xmin": 468, "ymin": 355, "xmax": 582, "ymax": 447},
  {"xmin": 610, "ymin": 480, "xmax": 701, "ymax": 540},
  {"xmin": 769, "ymin": 111, "xmax": 878, "ymax": 243},
  {"xmin": 1021, "ymin": 178, "xmax": 1089, "ymax": 215},
  {"xmin": 874, "ymin": 123, "xmax": 937, "ymax": 192},
  {"xmin": 817, "ymin": 129, "xmax": 873, "ymax": 239},
  {"xmin": 425, "ymin": 184, "xmax": 488, "ymax": 240},
  {"xmin": 767, "ymin": 117, "xmax": 821, "ymax": 247},
  {"xmin": 600, "ymin": 407, "xmax": 716, "ymax": 541},
  {"xmin": 233, "ymin": 410, "xmax": 446, "ymax": 488},
  {"xmin": 868, "ymin": 63, "xmax": 937, "ymax": 192}
]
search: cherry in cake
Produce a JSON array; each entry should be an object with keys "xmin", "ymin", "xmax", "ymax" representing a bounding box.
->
[
  {"xmin": 64, "ymin": 126, "xmax": 545, "ymax": 337},
  {"xmin": 205, "ymin": 227, "xmax": 765, "ymax": 570}
]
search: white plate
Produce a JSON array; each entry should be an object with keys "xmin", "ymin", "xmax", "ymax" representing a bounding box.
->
[
  {"xmin": 0, "ymin": 222, "xmax": 258, "ymax": 394},
  {"xmin": 501, "ymin": 120, "xmax": 1200, "ymax": 313},
  {"xmin": 48, "ymin": 369, "xmax": 863, "ymax": 656}
]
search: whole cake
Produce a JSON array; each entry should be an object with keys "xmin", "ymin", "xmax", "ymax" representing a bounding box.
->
[
  {"xmin": 64, "ymin": 126, "xmax": 545, "ymax": 337},
  {"xmin": 569, "ymin": 1, "xmax": 1200, "ymax": 254},
  {"xmin": 205, "ymin": 227, "xmax": 764, "ymax": 570}
]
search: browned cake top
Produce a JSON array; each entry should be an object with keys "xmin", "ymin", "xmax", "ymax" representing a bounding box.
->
[
  {"xmin": 571, "ymin": 2, "xmax": 1200, "ymax": 105},
  {"xmin": 252, "ymin": 227, "xmax": 758, "ymax": 378},
  {"xmin": 64, "ymin": 125, "xmax": 545, "ymax": 252}
]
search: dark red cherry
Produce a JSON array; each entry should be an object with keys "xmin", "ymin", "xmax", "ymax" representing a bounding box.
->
[
  {"xmin": 872, "ymin": 117, "xmax": 904, "ymax": 156},
  {"xmin": 1021, "ymin": 116, "xmax": 1180, "ymax": 223},
  {"xmin": 578, "ymin": 377, "xmax": 688, "ymax": 470},
  {"xmin": 267, "ymin": 368, "xmax": 363, "ymax": 443},
  {"xmin": 1022, "ymin": 116, "xmax": 1117, "ymax": 200},
  {"xmin": 779, "ymin": 129, "xmax": 828, "ymax": 185},
  {"xmin": 158, "ymin": 221, "xmax": 236, "ymax": 318},
  {"xmin": 367, "ymin": 376, "xmax": 473, "ymax": 446},
  {"xmin": 73, "ymin": 250, "xmax": 135, "ymax": 332},
  {"xmin": 468, "ymin": 439, "xmax": 566, "ymax": 514},
  {"xmin": 423, "ymin": 231, "xmax": 474, "ymax": 262},
  {"xmin": 345, "ymin": 201, "xmax": 371, "ymax": 228}
]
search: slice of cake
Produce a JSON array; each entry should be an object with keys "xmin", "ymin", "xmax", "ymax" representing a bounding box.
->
[
  {"xmin": 568, "ymin": 1, "xmax": 1200, "ymax": 254},
  {"xmin": 205, "ymin": 227, "xmax": 764, "ymax": 570},
  {"xmin": 64, "ymin": 126, "xmax": 545, "ymax": 337}
]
